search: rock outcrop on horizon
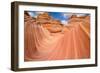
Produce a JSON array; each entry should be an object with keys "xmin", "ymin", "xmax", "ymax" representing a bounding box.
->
[
  {"xmin": 36, "ymin": 12, "xmax": 63, "ymax": 33},
  {"xmin": 24, "ymin": 12, "xmax": 36, "ymax": 25},
  {"xmin": 68, "ymin": 15, "xmax": 90, "ymax": 37}
]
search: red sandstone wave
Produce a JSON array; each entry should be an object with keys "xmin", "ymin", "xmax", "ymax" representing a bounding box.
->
[{"xmin": 24, "ymin": 12, "xmax": 90, "ymax": 61}]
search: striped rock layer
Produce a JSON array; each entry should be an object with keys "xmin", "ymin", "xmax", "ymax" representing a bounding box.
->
[{"xmin": 24, "ymin": 12, "xmax": 90, "ymax": 61}]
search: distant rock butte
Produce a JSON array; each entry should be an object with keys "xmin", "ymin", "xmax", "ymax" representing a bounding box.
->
[
  {"xmin": 36, "ymin": 12, "xmax": 63, "ymax": 33},
  {"xmin": 68, "ymin": 15, "xmax": 90, "ymax": 37},
  {"xmin": 24, "ymin": 12, "xmax": 36, "ymax": 25}
]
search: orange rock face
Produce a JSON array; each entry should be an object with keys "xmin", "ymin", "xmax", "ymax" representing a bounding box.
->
[
  {"xmin": 36, "ymin": 12, "xmax": 63, "ymax": 33},
  {"xmin": 24, "ymin": 12, "xmax": 90, "ymax": 61}
]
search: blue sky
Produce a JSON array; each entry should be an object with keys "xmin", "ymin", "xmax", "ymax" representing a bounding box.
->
[
  {"xmin": 49, "ymin": 12, "xmax": 69, "ymax": 21},
  {"xmin": 27, "ymin": 11, "xmax": 89, "ymax": 25}
]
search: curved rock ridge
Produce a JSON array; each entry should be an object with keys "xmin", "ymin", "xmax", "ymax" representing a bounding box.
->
[{"xmin": 24, "ymin": 12, "xmax": 90, "ymax": 61}]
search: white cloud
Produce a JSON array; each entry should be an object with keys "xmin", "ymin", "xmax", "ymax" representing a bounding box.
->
[
  {"xmin": 63, "ymin": 13, "xmax": 88, "ymax": 18},
  {"xmin": 28, "ymin": 11, "xmax": 45, "ymax": 18},
  {"xmin": 36, "ymin": 12, "xmax": 45, "ymax": 15},
  {"xmin": 61, "ymin": 20, "xmax": 68, "ymax": 26},
  {"xmin": 63, "ymin": 13, "xmax": 73, "ymax": 18},
  {"xmin": 28, "ymin": 12, "xmax": 36, "ymax": 17},
  {"xmin": 76, "ymin": 14, "xmax": 87, "ymax": 17}
]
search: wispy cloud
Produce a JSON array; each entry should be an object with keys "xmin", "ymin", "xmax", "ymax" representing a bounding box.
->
[
  {"xmin": 63, "ymin": 13, "xmax": 72, "ymax": 18},
  {"xmin": 28, "ymin": 11, "xmax": 36, "ymax": 18},
  {"xmin": 61, "ymin": 20, "xmax": 68, "ymax": 26},
  {"xmin": 35, "ymin": 12, "xmax": 44, "ymax": 15},
  {"xmin": 27, "ymin": 11, "xmax": 45, "ymax": 18},
  {"xmin": 76, "ymin": 14, "xmax": 88, "ymax": 17}
]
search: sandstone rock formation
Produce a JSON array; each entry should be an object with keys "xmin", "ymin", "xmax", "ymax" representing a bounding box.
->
[
  {"xmin": 36, "ymin": 12, "xmax": 63, "ymax": 33},
  {"xmin": 24, "ymin": 12, "xmax": 90, "ymax": 61},
  {"xmin": 68, "ymin": 15, "xmax": 90, "ymax": 37}
]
